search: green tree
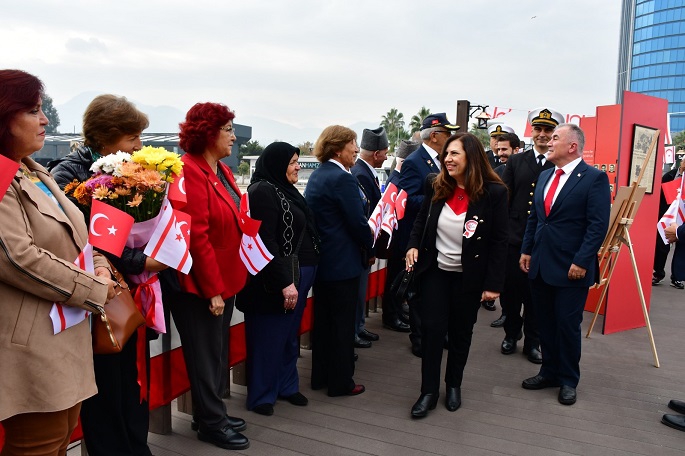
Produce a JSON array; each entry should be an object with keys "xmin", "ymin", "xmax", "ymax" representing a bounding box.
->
[
  {"xmin": 237, "ymin": 160, "xmax": 250, "ymax": 176},
  {"xmin": 297, "ymin": 141, "xmax": 314, "ymax": 155},
  {"xmin": 409, "ymin": 106, "xmax": 431, "ymax": 134},
  {"xmin": 381, "ymin": 108, "xmax": 409, "ymax": 152},
  {"xmin": 42, "ymin": 94, "xmax": 60, "ymax": 134},
  {"xmin": 672, "ymin": 130, "xmax": 685, "ymax": 151},
  {"xmin": 468, "ymin": 122, "xmax": 490, "ymax": 149},
  {"xmin": 238, "ymin": 140, "xmax": 264, "ymax": 161}
]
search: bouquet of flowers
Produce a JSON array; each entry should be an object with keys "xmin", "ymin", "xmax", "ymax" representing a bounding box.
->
[
  {"xmin": 65, "ymin": 146, "xmax": 183, "ymax": 222},
  {"xmin": 64, "ymin": 145, "xmax": 186, "ymax": 334}
]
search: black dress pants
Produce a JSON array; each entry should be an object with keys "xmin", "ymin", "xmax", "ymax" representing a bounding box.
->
[
  {"xmin": 81, "ymin": 330, "xmax": 152, "ymax": 456},
  {"xmin": 501, "ymin": 244, "xmax": 539, "ymax": 349},
  {"xmin": 382, "ymin": 255, "xmax": 403, "ymax": 322},
  {"xmin": 311, "ymin": 276, "xmax": 359, "ymax": 396},
  {"xmin": 167, "ymin": 291, "xmax": 233, "ymax": 432},
  {"xmin": 419, "ymin": 266, "xmax": 480, "ymax": 394}
]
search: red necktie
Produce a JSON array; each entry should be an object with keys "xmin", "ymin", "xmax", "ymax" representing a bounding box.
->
[{"xmin": 544, "ymin": 169, "xmax": 564, "ymax": 216}]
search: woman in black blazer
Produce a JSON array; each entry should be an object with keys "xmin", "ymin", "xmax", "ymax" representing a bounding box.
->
[{"xmin": 405, "ymin": 133, "xmax": 508, "ymax": 418}]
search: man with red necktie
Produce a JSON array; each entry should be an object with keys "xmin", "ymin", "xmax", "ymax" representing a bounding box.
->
[{"xmin": 519, "ymin": 123, "xmax": 610, "ymax": 406}]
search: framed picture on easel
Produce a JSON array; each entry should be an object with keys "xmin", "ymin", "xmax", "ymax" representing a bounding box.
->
[{"xmin": 628, "ymin": 124, "xmax": 659, "ymax": 194}]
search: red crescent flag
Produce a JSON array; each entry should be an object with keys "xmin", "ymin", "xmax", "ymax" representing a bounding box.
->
[
  {"xmin": 167, "ymin": 171, "xmax": 187, "ymax": 209},
  {"xmin": 381, "ymin": 182, "xmax": 399, "ymax": 206},
  {"xmin": 0, "ymin": 154, "xmax": 20, "ymax": 203},
  {"xmin": 395, "ymin": 189, "xmax": 408, "ymax": 220},
  {"xmin": 88, "ymin": 199, "xmax": 134, "ymax": 256},
  {"xmin": 238, "ymin": 193, "xmax": 261, "ymax": 237}
]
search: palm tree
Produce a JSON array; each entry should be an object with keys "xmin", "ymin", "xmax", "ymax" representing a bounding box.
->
[
  {"xmin": 381, "ymin": 108, "xmax": 408, "ymax": 152},
  {"xmin": 409, "ymin": 106, "xmax": 431, "ymax": 134}
]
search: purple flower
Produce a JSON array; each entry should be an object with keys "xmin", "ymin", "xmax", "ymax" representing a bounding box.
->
[{"xmin": 85, "ymin": 173, "xmax": 115, "ymax": 191}]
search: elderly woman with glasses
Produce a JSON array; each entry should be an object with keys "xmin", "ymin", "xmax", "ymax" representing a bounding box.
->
[{"xmin": 164, "ymin": 102, "xmax": 249, "ymax": 451}]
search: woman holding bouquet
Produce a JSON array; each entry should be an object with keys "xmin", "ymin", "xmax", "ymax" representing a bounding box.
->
[
  {"xmin": 49, "ymin": 94, "xmax": 164, "ymax": 456},
  {"xmin": 167, "ymin": 102, "xmax": 249, "ymax": 450},
  {"xmin": 0, "ymin": 70, "xmax": 116, "ymax": 455},
  {"xmin": 237, "ymin": 142, "xmax": 320, "ymax": 416}
]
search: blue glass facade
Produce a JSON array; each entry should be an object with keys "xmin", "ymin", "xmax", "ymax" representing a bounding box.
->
[{"xmin": 622, "ymin": 0, "xmax": 685, "ymax": 133}]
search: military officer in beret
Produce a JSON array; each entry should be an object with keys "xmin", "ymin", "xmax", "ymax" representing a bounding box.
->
[{"xmin": 500, "ymin": 108, "xmax": 564, "ymax": 364}]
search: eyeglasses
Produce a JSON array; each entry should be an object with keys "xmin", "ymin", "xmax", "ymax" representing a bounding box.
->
[
  {"xmin": 434, "ymin": 130, "xmax": 453, "ymax": 136},
  {"xmin": 219, "ymin": 126, "xmax": 236, "ymax": 136}
]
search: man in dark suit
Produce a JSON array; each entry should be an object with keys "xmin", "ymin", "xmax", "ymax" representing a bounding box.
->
[
  {"xmin": 379, "ymin": 139, "xmax": 419, "ymax": 332},
  {"xmin": 661, "ymin": 217, "xmax": 685, "ymax": 430},
  {"xmin": 500, "ymin": 108, "xmax": 564, "ymax": 363},
  {"xmin": 520, "ymin": 123, "xmax": 610, "ymax": 406},
  {"xmin": 653, "ymin": 151, "xmax": 685, "ymax": 288},
  {"xmin": 351, "ymin": 127, "xmax": 388, "ymax": 347},
  {"xmin": 397, "ymin": 113, "xmax": 459, "ymax": 356}
]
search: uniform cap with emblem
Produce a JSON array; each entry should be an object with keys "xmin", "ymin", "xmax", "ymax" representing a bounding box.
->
[
  {"xmin": 487, "ymin": 124, "xmax": 515, "ymax": 137},
  {"xmin": 527, "ymin": 108, "xmax": 564, "ymax": 127},
  {"xmin": 360, "ymin": 126, "xmax": 389, "ymax": 151},
  {"xmin": 420, "ymin": 113, "xmax": 460, "ymax": 131}
]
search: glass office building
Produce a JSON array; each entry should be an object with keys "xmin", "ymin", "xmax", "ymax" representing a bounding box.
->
[{"xmin": 617, "ymin": 0, "xmax": 685, "ymax": 132}]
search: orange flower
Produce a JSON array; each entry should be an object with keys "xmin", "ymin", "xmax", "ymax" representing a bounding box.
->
[
  {"xmin": 92, "ymin": 186, "xmax": 111, "ymax": 200},
  {"xmin": 127, "ymin": 193, "xmax": 143, "ymax": 207}
]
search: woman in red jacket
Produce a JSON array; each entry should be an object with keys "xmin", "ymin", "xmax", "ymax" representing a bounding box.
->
[{"xmin": 166, "ymin": 102, "xmax": 249, "ymax": 451}]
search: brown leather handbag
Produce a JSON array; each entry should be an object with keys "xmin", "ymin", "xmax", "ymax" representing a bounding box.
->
[{"xmin": 92, "ymin": 266, "xmax": 145, "ymax": 354}]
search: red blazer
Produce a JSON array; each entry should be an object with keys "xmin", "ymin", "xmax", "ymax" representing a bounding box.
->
[{"xmin": 177, "ymin": 154, "xmax": 247, "ymax": 300}]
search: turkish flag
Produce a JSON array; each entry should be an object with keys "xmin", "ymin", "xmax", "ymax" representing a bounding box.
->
[
  {"xmin": 238, "ymin": 193, "xmax": 261, "ymax": 237},
  {"xmin": 89, "ymin": 199, "xmax": 135, "ymax": 256},
  {"xmin": 662, "ymin": 176, "xmax": 683, "ymax": 206},
  {"xmin": 0, "ymin": 155, "xmax": 20, "ymax": 203},
  {"xmin": 167, "ymin": 171, "xmax": 187, "ymax": 209},
  {"xmin": 143, "ymin": 200, "xmax": 193, "ymax": 274},
  {"xmin": 381, "ymin": 182, "xmax": 399, "ymax": 206},
  {"xmin": 395, "ymin": 189, "xmax": 408, "ymax": 220}
]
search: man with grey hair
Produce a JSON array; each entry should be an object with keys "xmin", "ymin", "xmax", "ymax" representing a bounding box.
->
[
  {"xmin": 519, "ymin": 123, "xmax": 610, "ymax": 406},
  {"xmin": 397, "ymin": 113, "xmax": 459, "ymax": 356},
  {"xmin": 351, "ymin": 127, "xmax": 388, "ymax": 347}
]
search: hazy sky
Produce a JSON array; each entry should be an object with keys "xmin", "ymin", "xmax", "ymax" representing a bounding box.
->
[{"xmin": 2, "ymin": 1, "xmax": 623, "ymax": 143}]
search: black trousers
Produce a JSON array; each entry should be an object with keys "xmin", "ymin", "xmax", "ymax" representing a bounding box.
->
[
  {"xmin": 81, "ymin": 330, "xmax": 151, "ymax": 456},
  {"xmin": 167, "ymin": 291, "xmax": 234, "ymax": 432},
  {"xmin": 653, "ymin": 231, "xmax": 673, "ymax": 280},
  {"xmin": 382, "ymin": 255, "xmax": 403, "ymax": 322},
  {"xmin": 419, "ymin": 266, "xmax": 481, "ymax": 394},
  {"xmin": 501, "ymin": 244, "xmax": 539, "ymax": 349},
  {"xmin": 311, "ymin": 276, "xmax": 359, "ymax": 396}
]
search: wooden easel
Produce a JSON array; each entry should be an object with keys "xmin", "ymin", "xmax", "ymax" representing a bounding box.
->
[{"xmin": 586, "ymin": 129, "xmax": 660, "ymax": 368}]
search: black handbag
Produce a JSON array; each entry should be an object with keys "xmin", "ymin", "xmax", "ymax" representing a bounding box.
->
[{"xmin": 390, "ymin": 268, "xmax": 414, "ymax": 303}]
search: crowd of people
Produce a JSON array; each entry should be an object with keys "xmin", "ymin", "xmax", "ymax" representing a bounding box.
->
[{"xmin": 2, "ymin": 67, "xmax": 684, "ymax": 455}]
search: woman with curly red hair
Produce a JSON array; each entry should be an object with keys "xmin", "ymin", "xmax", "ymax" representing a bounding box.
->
[{"xmin": 164, "ymin": 102, "xmax": 249, "ymax": 450}]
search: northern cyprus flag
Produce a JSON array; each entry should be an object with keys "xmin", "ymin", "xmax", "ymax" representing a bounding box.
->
[{"xmin": 49, "ymin": 243, "xmax": 94, "ymax": 334}]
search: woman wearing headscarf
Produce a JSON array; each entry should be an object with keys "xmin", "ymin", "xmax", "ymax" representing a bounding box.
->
[
  {"xmin": 237, "ymin": 141, "xmax": 319, "ymax": 416},
  {"xmin": 304, "ymin": 125, "xmax": 374, "ymax": 397},
  {"xmin": 166, "ymin": 102, "xmax": 249, "ymax": 450},
  {"xmin": 405, "ymin": 133, "xmax": 508, "ymax": 418},
  {"xmin": 0, "ymin": 69, "xmax": 115, "ymax": 456},
  {"xmin": 48, "ymin": 93, "xmax": 163, "ymax": 456}
]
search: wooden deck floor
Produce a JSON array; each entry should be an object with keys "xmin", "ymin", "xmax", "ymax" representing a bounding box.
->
[{"xmin": 70, "ymin": 275, "xmax": 685, "ymax": 456}]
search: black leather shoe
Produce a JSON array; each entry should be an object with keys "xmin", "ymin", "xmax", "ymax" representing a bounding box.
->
[
  {"xmin": 354, "ymin": 334, "xmax": 372, "ymax": 348},
  {"xmin": 411, "ymin": 343, "xmax": 422, "ymax": 358},
  {"xmin": 523, "ymin": 346, "xmax": 543, "ymax": 364},
  {"xmin": 490, "ymin": 314, "xmax": 506, "ymax": 327},
  {"xmin": 668, "ymin": 399, "xmax": 685, "ymax": 415},
  {"xmin": 252, "ymin": 403, "xmax": 274, "ymax": 416},
  {"xmin": 226, "ymin": 416, "xmax": 247, "ymax": 432},
  {"xmin": 281, "ymin": 392, "xmax": 308, "ymax": 406},
  {"xmin": 197, "ymin": 425, "xmax": 250, "ymax": 450},
  {"xmin": 411, "ymin": 393, "xmax": 438, "ymax": 418},
  {"xmin": 353, "ymin": 352, "xmax": 358, "ymax": 361},
  {"xmin": 501, "ymin": 337, "xmax": 517, "ymax": 354},
  {"xmin": 192, "ymin": 415, "xmax": 246, "ymax": 432},
  {"xmin": 482, "ymin": 300, "xmax": 496, "ymax": 311},
  {"xmin": 662, "ymin": 414, "xmax": 685, "ymax": 431},
  {"xmin": 383, "ymin": 318, "xmax": 410, "ymax": 332},
  {"xmin": 522, "ymin": 375, "xmax": 558, "ymax": 390},
  {"xmin": 445, "ymin": 386, "xmax": 461, "ymax": 412},
  {"xmin": 558, "ymin": 385, "xmax": 577, "ymax": 405},
  {"xmin": 399, "ymin": 312, "xmax": 410, "ymax": 324},
  {"xmin": 358, "ymin": 328, "xmax": 379, "ymax": 341}
]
